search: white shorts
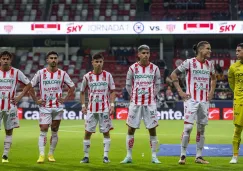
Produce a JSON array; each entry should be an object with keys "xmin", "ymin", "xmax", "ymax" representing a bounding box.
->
[
  {"xmin": 85, "ymin": 112, "xmax": 113, "ymax": 133},
  {"xmin": 126, "ymin": 103, "xmax": 158, "ymax": 129},
  {"xmin": 39, "ymin": 107, "xmax": 63, "ymax": 125},
  {"xmin": 0, "ymin": 107, "xmax": 19, "ymax": 130},
  {"xmin": 184, "ymin": 99, "xmax": 209, "ymax": 125}
]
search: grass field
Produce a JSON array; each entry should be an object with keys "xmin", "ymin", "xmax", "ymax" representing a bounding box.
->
[{"xmin": 0, "ymin": 120, "xmax": 242, "ymax": 171}]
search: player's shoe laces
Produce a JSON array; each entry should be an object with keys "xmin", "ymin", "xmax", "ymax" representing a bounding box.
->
[
  {"xmin": 48, "ymin": 154, "xmax": 56, "ymax": 162},
  {"xmin": 152, "ymin": 157, "xmax": 161, "ymax": 164},
  {"xmin": 229, "ymin": 156, "xmax": 238, "ymax": 164},
  {"xmin": 178, "ymin": 155, "xmax": 186, "ymax": 165},
  {"xmin": 195, "ymin": 156, "xmax": 209, "ymax": 164},
  {"xmin": 103, "ymin": 156, "xmax": 110, "ymax": 163},
  {"xmin": 2, "ymin": 155, "xmax": 9, "ymax": 163},
  {"xmin": 120, "ymin": 157, "xmax": 132, "ymax": 164},
  {"xmin": 80, "ymin": 157, "xmax": 89, "ymax": 163},
  {"xmin": 37, "ymin": 155, "xmax": 45, "ymax": 163}
]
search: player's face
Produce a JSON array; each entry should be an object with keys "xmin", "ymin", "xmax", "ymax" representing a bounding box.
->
[
  {"xmin": 47, "ymin": 55, "xmax": 58, "ymax": 67},
  {"xmin": 236, "ymin": 46, "xmax": 243, "ymax": 60},
  {"xmin": 199, "ymin": 44, "xmax": 211, "ymax": 58},
  {"xmin": 92, "ymin": 58, "xmax": 104, "ymax": 70},
  {"xmin": 0, "ymin": 55, "xmax": 12, "ymax": 68},
  {"xmin": 138, "ymin": 49, "xmax": 150, "ymax": 62}
]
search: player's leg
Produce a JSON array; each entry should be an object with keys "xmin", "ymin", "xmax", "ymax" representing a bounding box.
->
[
  {"xmin": 100, "ymin": 112, "xmax": 113, "ymax": 163},
  {"xmin": 80, "ymin": 112, "xmax": 97, "ymax": 163},
  {"xmin": 195, "ymin": 102, "xmax": 209, "ymax": 164},
  {"xmin": 143, "ymin": 105, "xmax": 160, "ymax": 164},
  {"xmin": 2, "ymin": 109, "xmax": 19, "ymax": 163},
  {"xmin": 48, "ymin": 110, "xmax": 63, "ymax": 162},
  {"xmin": 37, "ymin": 108, "xmax": 51, "ymax": 163},
  {"xmin": 179, "ymin": 100, "xmax": 198, "ymax": 164},
  {"xmin": 120, "ymin": 103, "xmax": 141, "ymax": 164},
  {"xmin": 230, "ymin": 104, "xmax": 243, "ymax": 164}
]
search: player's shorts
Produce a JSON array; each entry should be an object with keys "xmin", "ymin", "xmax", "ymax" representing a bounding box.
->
[
  {"xmin": 39, "ymin": 107, "xmax": 64, "ymax": 125},
  {"xmin": 184, "ymin": 99, "xmax": 209, "ymax": 125},
  {"xmin": 85, "ymin": 112, "xmax": 113, "ymax": 133},
  {"xmin": 126, "ymin": 102, "xmax": 158, "ymax": 129},
  {"xmin": 0, "ymin": 107, "xmax": 19, "ymax": 130},
  {"xmin": 233, "ymin": 104, "xmax": 243, "ymax": 127}
]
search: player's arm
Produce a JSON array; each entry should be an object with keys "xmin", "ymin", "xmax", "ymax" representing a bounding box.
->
[
  {"xmin": 154, "ymin": 67, "xmax": 161, "ymax": 96},
  {"xmin": 228, "ymin": 65, "xmax": 235, "ymax": 91},
  {"xmin": 61, "ymin": 73, "xmax": 75, "ymax": 103},
  {"xmin": 170, "ymin": 59, "xmax": 191, "ymax": 100},
  {"xmin": 208, "ymin": 73, "xmax": 217, "ymax": 101},
  {"xmin": 12, "ymin": 71, "xmax": 32, "ymax": 104},
  {"xmin": 80, "ymin": 76, "xmax": 88, "ymax": 114},
  {"xmin": 29, "ymin": 71, "xmax": 44, "ymax": 105},
  {"xmin": 126, "ymin": 67, "xmax": 133, "ymax": 95},
  {"xmin": 109, "ymin": 74, "xmax": 116, "ymax": 114}
]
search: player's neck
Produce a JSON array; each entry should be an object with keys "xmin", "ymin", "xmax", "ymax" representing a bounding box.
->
[
  {"xmin": 47, "ymin": 66, "xmax": 58, "ymax": 73},
  {"xmin": 93, "ymin": 68, "xmax": 102, "ymax": 75},
  {"xmin": 0, "ymin": 66, "xmax": 11, "ymax": 71},
  {"xmin": 139, "ymin": 60, "xmax": 149, "ymax": 66},
  {"xmin": 196, "ymin": 56, "xmax": 206, "ymax": 63}
]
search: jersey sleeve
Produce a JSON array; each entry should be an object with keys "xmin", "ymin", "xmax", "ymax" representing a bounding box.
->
[
  {"xmin": 108, "ymin": 74, "xmax": 115, "ymax": 90},
  {"xmin": 228, "ymin": 65, "xmax": 235, "ymax": 91},
  {"xmin": 177, "ymin": 59, "xmax": 190, "ymax": 73},
  {"xmin": 31, "ymin": 71, "xmax": 40, "ymax": 87},
  {"xmin": 18, "ymin": 70, "xmax": 30, "ymax": 85},
  {"xmin": 64, "ymin": 72, "xmax": 75, "ymax": 88},
  {"xmin": 126, "ymin": 67, "xmax": 133, "ymax": 86},
  {"xmin": 80, "ymin": 75, "xmax": 88, "ymax": 92}
]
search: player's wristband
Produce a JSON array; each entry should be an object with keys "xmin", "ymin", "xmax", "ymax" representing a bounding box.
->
[
  {"xmin": 82, "ymin": 104, "xmax": 86, "ymax": 108},
  {"xmin": 110, "ymin": 103, "xmax": 114, "ymax": 107}
]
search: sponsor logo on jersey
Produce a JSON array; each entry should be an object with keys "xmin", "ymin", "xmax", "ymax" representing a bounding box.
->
[
  {"xmin": 192, "ymin": 70, "xmax": 210, "ymax": 75},
  {"xmin": 43, "ymin": 80, "xmax": 61, "ymax": 85},
  {"xmin": 89, "ymin": 82, "xmax": 108, "ymax": 87},
  {"xmin": 134, "ymin": 75, "xmax": 154, "ymax": 79},
  {"xmin": 0, "ymin": 79, "xmax": 14, "ymax": 84}
]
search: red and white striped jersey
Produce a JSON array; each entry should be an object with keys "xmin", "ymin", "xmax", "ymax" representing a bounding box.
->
[
  {"xmin": 80, "ymin": 70, "xmax": 115, "ymax": 113},
  {"xmin": 0, "ymin": 67, "xmax": 30, "ymax": 111},
  {"xmin": 177, "ymin": 57, "xmax": 215, "ymax": 102},
  {"xmin": 126, "ymin": 62, "xmax": 161, "ymax": 105},
  {"xmin": 31, "ymin": 68, "xmax": 75, "ymax": 108}
]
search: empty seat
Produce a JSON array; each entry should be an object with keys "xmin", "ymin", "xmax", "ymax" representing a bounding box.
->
[
  {"xmin": 105, "ymin": 9, "xmax": 111, "ymax": 16},
  {"xmin": 111, "ymin": 15, "xmax": 117, "ymax": 20},
  {"xmin": 130, "ymin": 9, "xmax": 136, "ymax": 16},
  {"xmin": 99, "ymin": 15, "xmax": 105, "ymax": 20}
]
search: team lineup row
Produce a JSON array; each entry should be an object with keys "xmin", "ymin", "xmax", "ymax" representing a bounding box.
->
[{"xmin": 0, "ymin": 42, "xmax": 242, "ymax": 165}]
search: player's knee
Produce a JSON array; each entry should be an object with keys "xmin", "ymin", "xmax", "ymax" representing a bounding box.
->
[
  {"xmin": 197, "ymin": 124, "xmax": 205, "ymax": 135},
  {"xmin": 184, "ymin": 124, "xmax": 193, "ymax": 134},
  {"xmin": 234, "ymin": 125, "xmax": 243, "ymax": 136},
  {"xmin": 51, "ymin": 127, "xmax": 59, "ymax": 132},
  {"xmin": 128, "ymin": 127, "xmax": 136, "ymax": 135}
]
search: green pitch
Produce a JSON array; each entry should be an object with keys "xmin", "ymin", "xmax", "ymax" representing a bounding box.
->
[{"xmin": 0, "ymin": 120, "xmax": 242, "ymax": 171}]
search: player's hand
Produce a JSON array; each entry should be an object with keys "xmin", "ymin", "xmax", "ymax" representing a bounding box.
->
[
  {"xmin": 207, "ymin": 91, "xmax": 214, "ymax": 101},
  {"xmin": 82, "ymin": 106, "xmax": 87, "ymax": 115},
  {"xmin": 11, "ymin": 96, "xmax": 21, "ymax": 105},
  {"xmin": 36, "ymin": 99, "xmax": 46, "ymax": 106},
  {"xmin": 109, "ymin": 106, "xmax": 115, "ymax": 116},
  {"xmin": 57, "ymin": 97, "xmax": 65, "ymax": 104},
  {"xmin": 178, "ymin": 91, "xmax": 191, "ymax": 101}
]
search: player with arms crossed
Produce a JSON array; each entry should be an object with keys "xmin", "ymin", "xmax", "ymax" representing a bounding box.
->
[
  {"xmin": 120, "ymin": 45, "xmax": 161, "ymax": 164},
  {"xmin": 171, "ymin": 41, "xmax": 216, "ymax": 164},
  {"xmin": 228, "ymin": 43, "xmax": 243, "ymax": 164},
  {"xmin": 30, "ymin": 51, "xmax": 75, "ymax": 163},
  {"xmin": 0, "ymin": 51, "xmax": 31, "ymax": 162},
  {"xmin": 80, "ymin": 53, "xmax": 115, "ymax": 163}
]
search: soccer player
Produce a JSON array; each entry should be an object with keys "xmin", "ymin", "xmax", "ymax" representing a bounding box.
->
[
  {"xmin": 0, "ymin": 51, "xmax": 31, "ymax": 162},
  {"xmin": 120, "ymin": 45, "xmax": 161, "ymax": 164},
  {"xmin": 228, "ymin": 43, "xmax": 243, "ymax": 164},
  {"xmin": 170, "ymin": 41, "xmax": 216, "ymax": 165},
  {"xmin": 29, "ymin": 51, "xmax": 75, "ymax": 163},
  {"xmin": 80, "ymin": 53, "xmax": 115, "ymax": 163}
]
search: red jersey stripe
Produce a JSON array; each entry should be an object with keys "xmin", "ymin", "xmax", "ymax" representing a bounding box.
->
[
  {"xmin": 148, "ymin": 87, "xmax": 152, "ymax": 104},
  {"xmin": 56, "ymin": 93, "xmax": 59, "ymax": 107},
  {"xmin": 8, "ymin": 92, "xmax": 10, "ymax": 110},
  {"xmin": 200, "ymin": 83, "xmax": 203, "ymax": 101},
  {"xmin": 135, "ymin": 88, "xmax": 138, "ymax": 104},
  {"xmin": 188, "ymin": 62, "xmax": 191, "ymax": 94},
  {"xmin": 141, "ymin": 88, "xmax": 145, "ymax": 104},
  {"xmin": 102, "ymin": 95, "xmax": 105, "ymax": 112},
  {"xmin": 1, "ymin": 92, "xmax": 4, "ymax": 110},
  {"xmin": 194, "ymin": 82, "xmax": 197, "ymax": 101}
]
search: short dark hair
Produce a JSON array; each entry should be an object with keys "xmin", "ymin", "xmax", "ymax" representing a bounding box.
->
[
  {"xmin": 92, "ymin": 53, "xmax": 104, "ymax": 60},
  {"xmin": 46, "ymin": 51, "xmax": 58, "ymax": 58},
  {"xmin": 0, "ymin": 51, "xmax": 13, "ymax": 59},
  {"xmin": 192, "ymin": 41, "xmax": 210, "ymax": 55},
  {"xmin": 237, "ymin": 43, "xmax": 243, "ymax": 48},
  {"xmin": 138, "ymin": 44, "xmax": 150, "ymax": 52}
]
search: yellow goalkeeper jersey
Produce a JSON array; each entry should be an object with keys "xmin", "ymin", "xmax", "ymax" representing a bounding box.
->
[{"xmin": 228, "ymin": 60, "xmax": 243, "ymax": 104}]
